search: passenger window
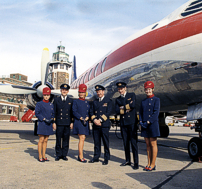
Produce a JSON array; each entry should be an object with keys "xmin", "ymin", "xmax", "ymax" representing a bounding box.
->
[
  {"xmin": 83, "ymin": 73, "xmax": 88, "ymax": 83},
  {"xmin": 80, "ymin": 76, "xmax": 83, "ymax": 84},
  {"xmin": 101, "ymin": 58, "xmax": 107, "ymax": 72},
  {"xmin": 88, "ymin": 69, "xmax": 93, "ymax": 80},
  {"xmin": 94, "ymin": 64, "xmax": 99, "ymax": 77}
]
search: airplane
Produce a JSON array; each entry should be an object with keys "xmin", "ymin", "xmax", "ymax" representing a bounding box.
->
[{"xmin": 0, "ymin": 0, "xmax": 202, "ymax": 160}]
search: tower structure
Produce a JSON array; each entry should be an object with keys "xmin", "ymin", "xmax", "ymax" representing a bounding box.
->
[{"xmin": 49, "ymin": 42, "xmax": 72, "ymax": 89}]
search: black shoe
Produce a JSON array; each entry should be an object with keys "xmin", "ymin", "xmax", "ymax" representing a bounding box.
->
[
  {"xmin": 120, "ymin": 162, "xmax": 131, "ymax": 166},
  {"xmin": 88, "ymin": 158, "xmax": 99, "ymax": 163},
  {"xmin": 78, "ymin": 156, "xmax": 87, "ymax": 163},
  {"xmin": 63, "ymin": 156, "xmax": 68, "ymax": 161},
  {"xmin": 102, "ymin": 159, "xmax": 108, "ymax": 165},
  {"xmin": 38, "ymin": 158, "xmax": 45, "ymax": 162},
  {"xmin": 133, "ymin": 164, "xmax": 139, "ymax": 170},
  {"xmin": 55, "ymin": 156, "xmax": 60, "ymax": 161}
]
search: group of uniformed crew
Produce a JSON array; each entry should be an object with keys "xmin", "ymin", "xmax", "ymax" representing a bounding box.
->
[{"xmin": 35, "ymin": 80, "xmax": 160, "ymax": 171}]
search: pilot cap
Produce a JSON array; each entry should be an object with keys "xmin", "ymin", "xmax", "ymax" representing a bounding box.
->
[
  {"xmin": 144, "ymin": 81, "xmax": 154, "ymax": 89},
  {"xmin": 43, "ymin": 87, "xmax": 51, "ymax": 95},
  {"xmin": 60, "ymin": 84, "xmax": 70, "ymax": 90},
  {"xmin": 116, "ymin": 82, "xmax": 127, "ymax": 88},
  {"xmin": 79, "ymin": 84, "xmax": 87, "ymax": 92},
  {"xmin": 95, "ymin": 85, "xmax": 105, "ymax": 91}
]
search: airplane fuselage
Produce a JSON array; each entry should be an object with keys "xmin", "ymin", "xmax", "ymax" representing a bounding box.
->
[{"xmin": 71, "ymin": 1, "xmax": 202, "ymax": 113}]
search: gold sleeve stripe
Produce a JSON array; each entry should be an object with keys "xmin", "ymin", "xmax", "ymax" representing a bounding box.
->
[
  {"xmin": 91, "ymin": 115, "xmax": 96, "ymax": 120},
  {"xmin": 120, "ymin": 109, "xmax": 124, "ymax": 115},
  {"xmin": 125, "ymin": 104, "xmax": 130, "ymax": 110},
  {"xmin": 101, "ymin": 114, "xmax": 107, "ymax": 121}
]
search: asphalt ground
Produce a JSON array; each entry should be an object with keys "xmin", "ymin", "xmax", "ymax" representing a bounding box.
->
[{"xmin": 0, "ymin": 122, "xmax": 202, "ymax": 189}]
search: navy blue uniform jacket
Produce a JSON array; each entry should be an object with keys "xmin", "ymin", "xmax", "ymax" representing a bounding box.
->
[
  {"xmin": 115, "ymin": 92, "xmax": 137, "ymax": 126},
  {"xmin": 53, "ymin": 96, "xmax": 73, "ymax": 126},
  {"xmin": 139, "ymin": 96, "xmax": 160, "ymax": 137},
  {"xmin": 35, "ymin": 101, "xmax": 54, "ymax": 135},
  {"xmin": 90, "ymin": 96, "xmax": 112, "ymax": 128},
  {"xmin": 72, "ymin": 99, "xmax": 90, "ymax": 135}
]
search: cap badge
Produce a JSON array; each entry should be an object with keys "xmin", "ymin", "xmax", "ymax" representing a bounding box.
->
[
  {"xmin": 149, "ymin": 83, "xmax": 151, "ymax": 85},
  {"xmin": 118, "ymin": 83, "xmax": 122, "ymax": 86},
  {"xmin": 47, "ymin": 90, "xmax": 49, "ymax": 92},
  {"xmin": 83, "ymin": 88, "xmax": 85, "ymax": 90},
  {"xmin": 96, "ymin": 86, "xmax": 99, "ymax": 89},
  {"xmin": 64, "ymin": 85, "xmax": 67, "ymax": 88}
]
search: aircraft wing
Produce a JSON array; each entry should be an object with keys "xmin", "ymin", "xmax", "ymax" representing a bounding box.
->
[{"xmin": 0, "ymin": 85, "xmax": 36, "ymax": 95}]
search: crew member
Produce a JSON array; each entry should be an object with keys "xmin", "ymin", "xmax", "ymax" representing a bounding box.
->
[
  {"xmin": 72, "ymin": 84, "xmax": 90, "ymax": 163},
  {"xmin": 53, "ymin": 84, "xmax": 73, "ymax": 161},
  {"xmin": 115, "ymin": 82, "xmax": 139, "ymax": 170},
  {"xmin": 139, "ymin": 81, "xmax": 160, "ymax": 171},
  {"xmin": 35, "ymin": 87, "xmax": 54, "ymax": 162},
  {"xmin": 89, "ymin": 85, "xmax": 112, "ymax": 165}
]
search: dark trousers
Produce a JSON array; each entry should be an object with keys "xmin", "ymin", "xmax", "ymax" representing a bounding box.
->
[
  {"xmin": 93, "ymin": 126, "xmax": 110, "ymax": 160},
  {"xmin": 55, "ymin": 125, "xmax": 70, "ymax": 157},
  {"xmin": 121, "ymin": 124, "xmax": 138, "ymax": 165}
]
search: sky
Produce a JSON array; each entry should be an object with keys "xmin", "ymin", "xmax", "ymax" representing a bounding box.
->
[{"xmin": 0, "ymin": 0, "xmax": 189, "ymax": 83}]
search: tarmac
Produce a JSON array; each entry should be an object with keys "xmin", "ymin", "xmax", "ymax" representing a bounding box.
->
[{"xmin": 0, "ymin": 122, "xmax": 202, "ymax": 189}]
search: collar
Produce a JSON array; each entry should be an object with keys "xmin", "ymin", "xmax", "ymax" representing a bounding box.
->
[
  {"xmin": 121, "ymin": 92, "xmax": 127, "ymax": 98},
  {"xmin": 43, "ymin": 99, "xmax": 49, "ymax": 103},
  {"xmin": 147, "ymin": 94, "xmax": 155, "ymax": 98},
  {"xmin": 99, "ymin": 95, "xmax": 105, "ymax": 102},
  {"xmin": 61, "ymin": 95, "xmax": 67, "ymax": 101},
  {"xmin": 79, "ymin": 98, "xmax": 85, "ymax": 101}
]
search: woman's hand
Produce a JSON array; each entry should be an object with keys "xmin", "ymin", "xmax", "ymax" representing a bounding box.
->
[{"xmin": 53, "ymin": 123, "xmax": 56, "ymax": 130}]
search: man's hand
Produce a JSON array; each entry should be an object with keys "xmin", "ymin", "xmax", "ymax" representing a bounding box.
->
[
  {"xmin": 85, "ymin": 117, "xmax": 89, "ymax": 121},
  {"xmin": 70, "ymin": 123, "xmax": 73, "ymax": 129},
  {"xmin": 53, "ymin": 123, "xmax": 56, "ymax": 130},
  {"xmin": 94, "ymin": 119, "xmax": 101, "ymax": 126}
]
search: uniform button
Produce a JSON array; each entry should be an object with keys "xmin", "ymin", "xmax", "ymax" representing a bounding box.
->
[
  {"xmin": 61, "ymin": 113, "xmax": 62, "ymax": 115},
  {"xmin": 128, "ymin": 115, "xmax": 130, "ymax": 117},
  {"xmin": 66, "ymin": 114, "xmax": 68, "ymax": 115},
  {"xmin": 149, "ymin": 103, "xmax": 151, "ymax": 105},
  {"xmin": 149, "ymin": 109, "xmax": 150, "ymax": 111},
  {"xmin": 95, "ymin": 111, "xmax": 97, "ymax": 113},
  {"xmin": 100, "ymin": 111, "xmax": 102, "ymax": 112},
  {"xmin": 123, "ymin": 116, "xmax": 124, "ymax": 118},
  {"xmin": 151, "ymin": 99, "xmax": 153, "ymax": 101},
  {"xmin": 61, "ymin": 109, "xmax": 62, "ymax": 111},
  {"xmin": 149, "ymin": 115, "xmax": 151, "ymax": 117},
  {"xmin": 61, "ymin": 118, "xmax": 62, "ymax": 119}
]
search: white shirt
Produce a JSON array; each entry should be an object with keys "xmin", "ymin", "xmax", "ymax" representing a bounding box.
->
[
  {"xmin": 99, "ymin": 95, "xmax": 105, "ymax": 102},
  {"xmin": 121, "ymin": 92, "xmax": 127, "ymax": 98},
  {"xmin": 61, "ymin": 95, "xmax": 67, "ymax": 101}
]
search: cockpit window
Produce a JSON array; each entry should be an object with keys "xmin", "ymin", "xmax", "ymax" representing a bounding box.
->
[
  {"xmin": 190, "ymin": 0, "xmax": 202, "ymax": 6},
  {"xmin": 181, "ymin": 0, "xmax": 202, "ymax": 17}
]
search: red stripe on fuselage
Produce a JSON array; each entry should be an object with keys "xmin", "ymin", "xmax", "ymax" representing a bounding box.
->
[
  {"xmin": 104, "ymin": 12, "xmax": 202, "ymax": 71},
  {"xmin": 71, "ymin": 12, "xmax": 202, "ymax": 89}
]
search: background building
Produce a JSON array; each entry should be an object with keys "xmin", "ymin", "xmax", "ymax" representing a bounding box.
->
[
  {"xmin": 48, "ymin": 42, "xmax": 72, "ymax": 89},
  {"xmin": 0, "ymin": 73, "xmax": 32, "ymax": 121}
]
